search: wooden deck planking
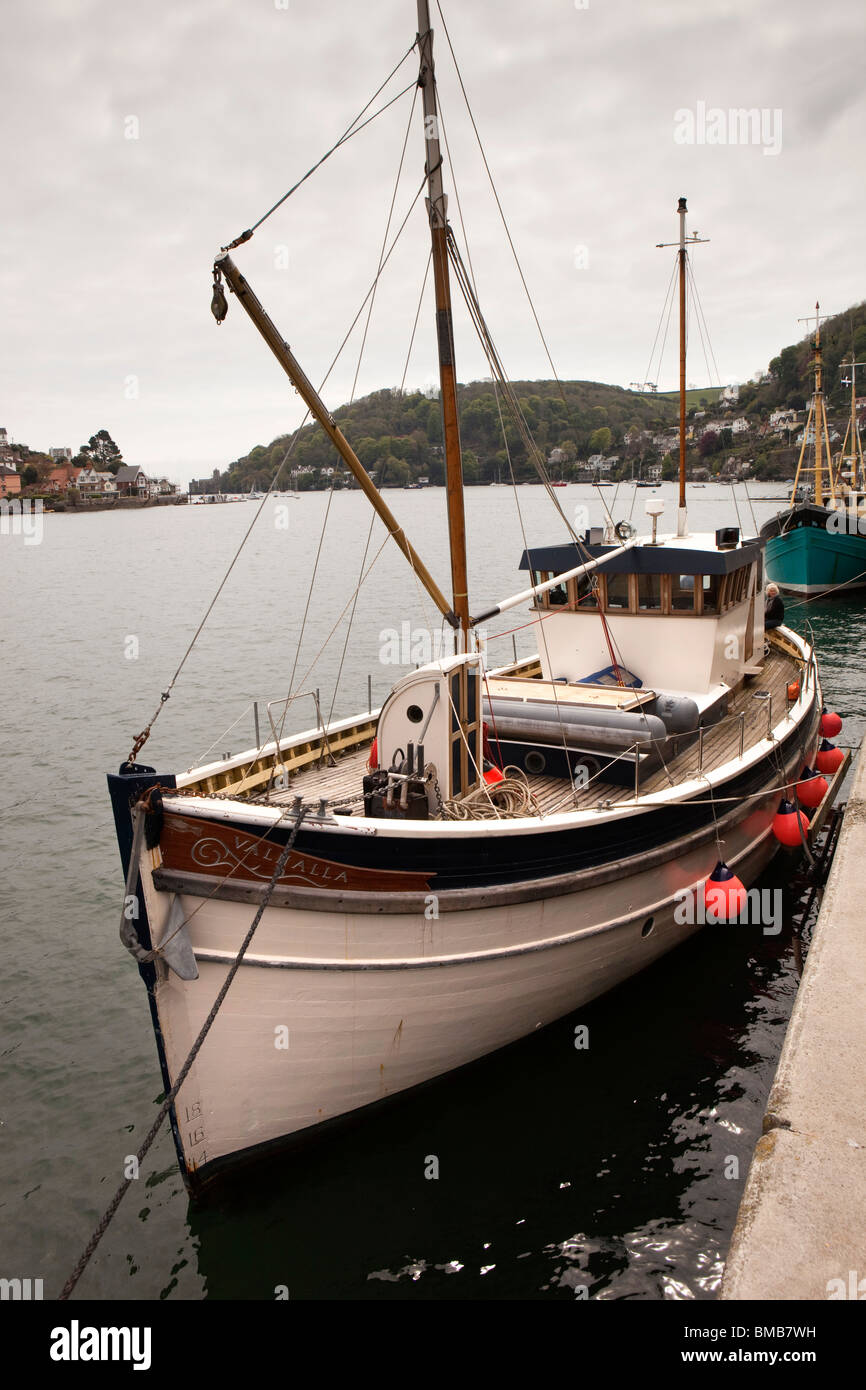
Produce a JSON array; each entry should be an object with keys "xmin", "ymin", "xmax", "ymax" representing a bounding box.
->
[{"xmin": 254, "ymin": 646, "xmax": 802, "ymax": 818}]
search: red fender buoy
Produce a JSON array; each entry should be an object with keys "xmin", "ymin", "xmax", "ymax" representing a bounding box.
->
[
  {"xmin": 483, "ymin": 765, "xmax": 505, "ymax": 785},
  {"xmin": 796, "ymin": 767, "xmax": 828, "ymax": 809},
  {"xmin": 815, "ymin": 739, "xmax": 844, "ymax": 775},
  {"xmin": 704, "ymin": 861, "xmax": 747, "ymax": 922},
  {"xmin": 787, "ymin": 681, "xmax": 800, "ymax": 702},
  {"xmin": 820, "ymin": 708, "xmax": 842, "ymax": 738},
  {"xmin": 367, "ymin": 737, "xmax": 378, "ymax": 771},
  {"xmin": 772, "ymin": 797, "xmax": 809, "ymax": 847}
]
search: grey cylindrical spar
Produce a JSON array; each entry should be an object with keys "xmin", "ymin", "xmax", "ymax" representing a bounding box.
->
[
  {"xmin": 482, "ymin": 696, "xmax": 668, "ymax": 748},
  {"xmin": 470, "ymin": 538, "xmax": 636, "ymax": 625}
]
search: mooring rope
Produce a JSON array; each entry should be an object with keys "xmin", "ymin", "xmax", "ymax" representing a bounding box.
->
[{"xmin": 58, "ymin": 801, "xmax": 307, "ymax": 1300}]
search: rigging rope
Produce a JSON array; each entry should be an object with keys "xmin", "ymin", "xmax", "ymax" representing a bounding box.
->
[
  {"xmin": 58, "ymin": 801, "xmax": 307, "ymax": 1300},
  {"xmin": 128, "ymin": 171, "xmax": 430, "ymax": 767},
  {"xmin": 223, "ymin": 43, "xmax": 419, "ymax": 247},
  {"xmin": 641, "ymin": 257, "xmax": 678, "ymax": 397},
  {"xmin": 686, "ymin": 259, "xmax": 723, "ymax": 391}
]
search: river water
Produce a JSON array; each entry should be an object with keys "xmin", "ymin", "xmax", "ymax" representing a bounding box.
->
[{"xmin": 1, "ymin": 482, "xmax": 861, "ymax": 1300}]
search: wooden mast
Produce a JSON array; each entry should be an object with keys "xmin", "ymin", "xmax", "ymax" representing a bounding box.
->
[
  {"xmin": 657, "ymin": 198, "xmax": 707, "ymax": 538},
  {"xmin": 789, "ymin": 304, "xmax": 835, "ymax": 509},
  {"xmin": 813, "ymin": 306, "xmax": 826, "ymax": 506},
  {"xmin": 416, "ymin": 0, "xmax": 470, "ymax": 637},
  {"xmin": 677, "ymin": 197, "xmax": 688, "ymax": 535}
]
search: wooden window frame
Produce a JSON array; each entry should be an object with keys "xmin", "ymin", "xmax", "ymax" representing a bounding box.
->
[
  {"xmin": 634, "ymin": 570, "xmax": 663, "ymax": 614},
  {"xmin": 667, "ymin": 572, "xmax": 699, "ymax": 615}
]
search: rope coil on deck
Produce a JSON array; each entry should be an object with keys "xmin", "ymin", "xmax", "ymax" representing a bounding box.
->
[{"xmin": 441, "ymin": 766, "xmax": 541, "ymax": 820}]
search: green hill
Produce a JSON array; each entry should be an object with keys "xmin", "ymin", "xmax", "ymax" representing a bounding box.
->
[
  {"xmin": 222, "ymin": 379, "xmax": 679, "ymax": 491},
  {"xmin": 221, "ymin": 300, "xmax": 866, "ymax": 490}
]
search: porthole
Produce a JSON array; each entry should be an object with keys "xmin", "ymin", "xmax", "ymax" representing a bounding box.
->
[
  {"xmin": 641, "ymin": 917, "xmax": 655, "ymax": 938},
  {"xmin": 406, "ymin": 704, "xmax": 424, "ymax": 723},
  {"xmin": 525, "ymin": 749, "xmax": 547, "ymax": 774}
]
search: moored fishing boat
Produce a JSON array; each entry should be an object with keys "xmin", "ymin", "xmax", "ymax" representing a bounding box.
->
[
  {"xmin": 761, "ymin": 307, "xmax": 866, "ymax": 595},
  {"xmin": 108, "ymin": 5, "xmax": 834, "ymax": 1196}
]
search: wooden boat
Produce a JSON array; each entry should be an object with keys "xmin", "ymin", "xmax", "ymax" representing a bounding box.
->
[{"xmin": 108, "ymin": 11, "xmax": 829, "ymax": 1196}]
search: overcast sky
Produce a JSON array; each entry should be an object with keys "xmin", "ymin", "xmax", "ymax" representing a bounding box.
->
[{"xmin": 3, "ymin": 0, "xmax": 864, "ymax": 483}]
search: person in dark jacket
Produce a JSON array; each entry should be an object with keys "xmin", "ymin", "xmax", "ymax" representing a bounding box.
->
[{"xmin": 765, "ymin": 582, "xmax": 785, "ymax": 630}]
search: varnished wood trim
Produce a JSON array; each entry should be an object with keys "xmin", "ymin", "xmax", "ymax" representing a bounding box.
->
[{"xmin": 150, "ymin": 723, "xmax": 809, "ymax": 915}]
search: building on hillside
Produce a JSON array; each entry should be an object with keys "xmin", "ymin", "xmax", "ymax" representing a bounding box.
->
[
  {"xmin": 719, "ymin": 384, "xmax": 739, "ymax": 403},
  {"xmin": 45, "ymin": 464, "xmax": 83, "ymax": 493},
  {"xmin": 730, "ymin": 417, "xmax": 751, "ymax": 435},
  {"xmin": 769, "ymin": 409, "xmax": 800, "ymax": 429},
  {"xmin": 587, "ymin": 454, "xmax": 616, "ymax": 475},
  {"xmin": 115, "ymin": 465, "xmax": 150, "ymax": 497},
  {"xmin": 77, "ymin": 468, "xmax": 118, "ymax": 494},
  {"xmin": 0, "ymin": 464, "xmax": 21, "ymax": 497},
  {"xmin": 49, "ymin": 447, "xmax": 72, "ymax": 462}
]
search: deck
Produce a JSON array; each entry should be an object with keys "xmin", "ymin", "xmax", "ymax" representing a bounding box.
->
[{"xmin": 252, "ymin": 640, "xmax": 803, "ymax": 819}]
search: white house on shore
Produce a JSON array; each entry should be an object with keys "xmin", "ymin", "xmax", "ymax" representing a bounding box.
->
[{"xmin": 76, "ymin": 467, "xmax": 117, "ymax": 494}]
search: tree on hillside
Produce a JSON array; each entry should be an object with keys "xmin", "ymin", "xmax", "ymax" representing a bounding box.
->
[{"xmin": 82, "ymin": 429, "xmax": 124, "ymax": 473}]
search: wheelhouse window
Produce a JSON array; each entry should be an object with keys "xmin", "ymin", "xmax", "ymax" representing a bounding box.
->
[
  {"xmin": 605, "ymin": 572, "xmax": 630, "ymax": 610},
  {"xmin": 670, "ymin": 573, "xmax": 696, "ymax": 612},
  {"xmin": 636, "ymin": 573, "xmax": 661, "ymax": 610},
  {"xmin": 574, "ymin": 574, "xmax": 599, "ymax": 608},
  {"xmin": 548, "ymin": 580, "xmax": 568, "ymax": 606},
  {"xmin": 531, "ymin": 571, "xmax": 551, "ymax": 608},
  {"xmin": 701, "ymin": 574, "xmax": 721, "ymax": 614}
]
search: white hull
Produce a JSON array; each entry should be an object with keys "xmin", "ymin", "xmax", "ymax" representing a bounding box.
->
[{"xmin": 138, "ymin": 797, "xmax": 780, "ymax": 1186}]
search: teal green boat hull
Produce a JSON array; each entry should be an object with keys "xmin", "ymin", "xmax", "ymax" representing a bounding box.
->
[{"xmin": 761, "ymin": 504, "xmax": 866, "ymax": 596}]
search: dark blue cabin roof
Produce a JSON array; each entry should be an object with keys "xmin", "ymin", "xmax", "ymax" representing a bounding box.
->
[{"xmin": 519, "ymin": 537, "xmax": 762, "ymax": 577}]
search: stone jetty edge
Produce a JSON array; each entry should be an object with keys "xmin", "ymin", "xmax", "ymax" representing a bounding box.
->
[{"xmin": 721, "ymin": 734, "xmax": 866, "ymax": 1301}]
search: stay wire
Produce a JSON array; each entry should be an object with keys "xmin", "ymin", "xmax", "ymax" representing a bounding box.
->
[
  {"xmin": 326, "ymin": 88, "xmax": 422, "ymax": 730},
  {"xmin": 58, "ymin": 802, "xmax": 307, "ymax": 1300},
  {"xmin": 225, "ymin": 43, "xmax": 419, "ymax": 244},
  {"xmin": 129, "ymin": 168, "xmax": 430, "ymax": 767}
]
